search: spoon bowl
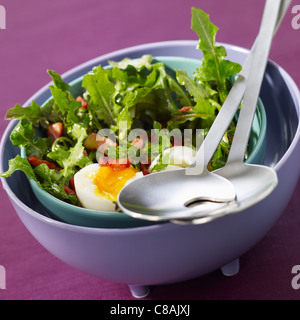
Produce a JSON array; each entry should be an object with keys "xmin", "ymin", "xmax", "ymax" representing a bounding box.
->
[
  {"xmin": 118, "ymin": 168, "xmax": 237, "ymax": 221},
  {"xmin": 172, "ymin": 163, "xmax": 278, "ymax": 224},
  {"xmin": 218, "ymin": 163, "xmax": 278, "ymax": 212}
]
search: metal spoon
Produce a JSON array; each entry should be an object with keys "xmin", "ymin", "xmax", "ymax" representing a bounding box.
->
[
  {"xmin": 117, "ymin": 0, "xmax": 286, "ymax": 222},
  {"xmin": 172, "ymin": 0, "xmax": 290, "ymax": 225},
  {"xmin": 117, "ymin": 70, "xmax": 249, "ymax": 221},
  {"xmin": 116, "ymin": 67, "xmax": 244, "ymax": 221},
  {"xmin": 117, "ymin": 146, "xmax": 238, "ymax": 222}
]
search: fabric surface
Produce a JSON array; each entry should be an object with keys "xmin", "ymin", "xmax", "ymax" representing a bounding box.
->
[{"xmin": 0, "ymin": 0, "xmax": 299, "ymax": 300}]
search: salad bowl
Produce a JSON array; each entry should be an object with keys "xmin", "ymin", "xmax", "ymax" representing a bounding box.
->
[
  {"xmin": 1, "ymin": 41, "xmax": 299, "ymax": 298},
  {"xmin": 19, "ymin": 56, "xmax": 266, "ymax": 229}
]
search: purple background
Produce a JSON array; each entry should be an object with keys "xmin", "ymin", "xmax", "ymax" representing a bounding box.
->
[{"xmin": 0, "ymin": 0, "xmax": 299, "ymax": 300}]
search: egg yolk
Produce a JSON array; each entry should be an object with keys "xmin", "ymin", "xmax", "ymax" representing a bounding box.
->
[{"xmin": 93, "ymin": 166, "xmax": 138, "ymax": 201}]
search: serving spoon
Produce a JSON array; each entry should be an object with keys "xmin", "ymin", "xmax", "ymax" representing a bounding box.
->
[
  {"xmin": 172, "ymin": 0, "xmax": 291, "ymax": 225},
  {"xmin": 117, "ymin": 0, "xmax": 287, "ymax": 222}
]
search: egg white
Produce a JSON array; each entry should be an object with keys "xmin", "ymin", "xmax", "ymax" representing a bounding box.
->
[
  {"xmin": 74, "ymin": 163, "xmax": 142, "ymax": 212},
  {"xmin": 149, "ymin": 146, "xmax": 196, "ymax": 172}
]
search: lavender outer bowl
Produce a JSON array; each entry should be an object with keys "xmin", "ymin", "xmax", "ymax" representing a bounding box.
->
[{"xmin": 1, "ymin": 41, "xmax": 299, "ymax": 292}]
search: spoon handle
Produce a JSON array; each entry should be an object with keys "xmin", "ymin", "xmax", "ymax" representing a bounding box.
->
[
  {"xmin": 226, "ymin": 0, "xmax": 283, "ymax": 163},
  {"xmin": 187, "ymin": 0, "xmax": 290, "ymax": 174}
]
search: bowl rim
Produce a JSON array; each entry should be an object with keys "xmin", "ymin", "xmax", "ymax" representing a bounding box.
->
[
  {"xmin": 1, "ymin": 40, "xmax": 299, "ymax": 234},
  {"xmin": 20, "ymin": 55, "xmax": 267, "ymax": 222}
]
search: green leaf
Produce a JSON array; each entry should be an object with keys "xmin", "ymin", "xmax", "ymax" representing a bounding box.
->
[
  {"xmin": 65, "ymin": 100, "xmax": 85, "ymax": 125},
  {"xmin": 210, "ymin": 144, "xmax": 227, "ymax": 171},
  {"xmin": 47, "ymin": 70, "xmax": 70, "ymax": 91},
  {"xmin": 151, "ymin": 162, "xmax": 169, "ymax": 173},
  {"xmin": 109, "ymin": 55, "xmax": 153, "ymax": 71},
  {"xmin": 0, "ymin": 155, "xmax": 37, "ymax": 181},
  {"xmin": 166, "ymin": 74, "xmax": 192, "ymax": 107},
  {"xmin": 82, "ymin": 66, "xmax": 119, "ymax": 128},
  {"xmin": 26, "ymin": 136, "xmax": 51, "ymax": 158},
  {"xmin": 33, "ymin": 163, "xmax": 62, "ymax": 184},
  {"xmin": 122, "ymin": 87, "xmax": 155, "ymax": 112},
  {"xmin": 44, "ymin": 183, "xmax": 80, "ymax": 206},
  {"xmin": 49, "ymin": 85, "xmax": 71, "ymax": 115},
  {"xmin": 167, "ymin": 112, "xmax": 216, "ymax": 131},
  {"xmin": 68, "ymin": 122, "xmax": 88, "ymax": 142},
  {"xmin": 49, "ymin": 85, "xmax": 84, "ymax": 128},
  {"xmin": 47, "ymin": 148, "xmax": 70, "ymax": 169},
  {"xmin": 9, "ymin": 118, "xmax": 35, "ymax": 147},
  {"xmin": 39, "ymin": 98, "xmax": 63, "ymax": 126},
  {"xmin": 5, "ymin": 101, "xmax": 42, "ymax": 125},
  {"xmin": 191, "ymin": 7, "xmax": 242, "ymax": 103},
  {"xmin": 47, "ymin": 124, "xmax": 92, "ymax": 179},
  {"xmin": 10, "ymin": 118, "xmax": 51, "ymax": 158},
  {"xmin": 152, "ymin": 63, "xmax": 179, "ymax": 116},
  {"xmin": 153, "ymin": 120, "xmax": 162, "ymax": 130},
  {"xmin": 176, "ymin": 70, "xmax": 215, "ymax": 115},
  {"xmin": 117, "ymin": 105, "xmax": 133, "ymax": 139},
  {"xmin": 33, "ymin": 163, "xmax": 79, "ymax": 205}
]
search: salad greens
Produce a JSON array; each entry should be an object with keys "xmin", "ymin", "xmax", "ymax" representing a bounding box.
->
[
  {"xmin": 191, "ymin": 7, "xmax": 242, "ymax": 104},
  {"xmin": 0, "ymin": 7, "xmax": 243, "ymax": 206}
]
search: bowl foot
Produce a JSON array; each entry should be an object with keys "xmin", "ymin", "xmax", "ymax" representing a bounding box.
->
[
  {"xmin": 221, "ymin": 258, "xmax": 240, "ymax": 276},
  {"xmin": 128, "ymin": 284, "xmax": 151, "ymax": 299}
]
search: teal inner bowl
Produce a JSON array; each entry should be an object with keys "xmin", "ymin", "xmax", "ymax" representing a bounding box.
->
[{"xmin": 20, "ymin": 56, "xmax": 267, "ymax": 228}]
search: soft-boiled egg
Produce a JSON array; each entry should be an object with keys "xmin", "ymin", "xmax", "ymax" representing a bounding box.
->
[
  {"xmin": 74, "ymin": 163, "xmax": 143, "ymax": 212},
  {"xmin": 149, "ymin": 146, "xmax": 197, "ymax": 172}
]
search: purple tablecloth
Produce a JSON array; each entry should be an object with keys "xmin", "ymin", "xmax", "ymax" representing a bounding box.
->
[{"xmin": 0, "ymin": 0, "xmax": 299, "ymax": 300}]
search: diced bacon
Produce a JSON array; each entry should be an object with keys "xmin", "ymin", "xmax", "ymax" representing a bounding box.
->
[
  {"xmin": 98, "ymin": 157, "xmax": 131, "ymax": 170},
  {"xmin": 63, "ymin": 185, "xmax": 77, "ymax": 196},
  {"xmin": 76, "ymin": 96, "xmax": 88, "ymax": 109},
  {"xmin": 98, "ymin": 156, "xmax": 108, "ymax": 166},
  {"xmin": 97, "ymin": 137, "xmax": 117, "ymax": 155},
  {"xmin": 28, "ymin": 156, "xmax": 61, "ymax": 171},
  {"xmin": 138, "ymin": 156, "xmax": 151, "ymax": 166},
  {"xmin": 151, "ymin": 133, "xmax": 158, "ymax": 143},
  {"xmin": 140, "ymin": 164, "xmax": 150, "ymax": 175},
  {"xmin": 69, "ymin": 177, "xmax": 75, "ymax": 192},
  {"xmin": 130, "ymin": 136, "xmax": 145, "ymax": 150},
  {"xmin": 179, "ymin": 106, "xmax": 193, "ymax": 113},
  {"xmin": 109, "ymin": 159, "xmax": 131, "ymax": 170},
  {"xmin": 159, "ymin": 120, "xmax": 166, "ymax": 128},
  {"xmin": 47, "ymin": 122, "xmax": 63, "ymax": 143}
]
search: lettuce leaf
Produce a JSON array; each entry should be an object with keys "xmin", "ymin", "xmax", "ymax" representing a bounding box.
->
[
  {"xmin": 10, "ymin": 117, "xmax": 51, "ymax": 158},
  {"xmin": 176, "ymin": 70, "xmax": 215, "ymax": 115},
  {"xmin": 191, "ymin": 7, "xmax": 242, "ymax": 104},
  {"xmin": 47, "ymin": 70, "xmax": 71, "ymax": 91},
  {"xmin": 47, "ymin": 124, "xmax": 92, "ymax": 179},
  {"xmin": 5, "ymin": 101, "xmax": 43, "ymax": 126},
  {"xmin": 33, "ymin": 163, "xmax": 80, "ymax": 205},
  {"xmin": 0, "ymin": 155, "xmax": 37, "ymax": 180},
  {"xmin": 82, "ymin": 66, "xmax": 120, "ymax": 128}
]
